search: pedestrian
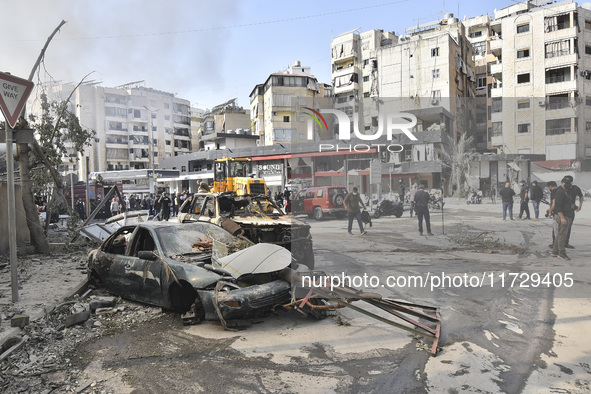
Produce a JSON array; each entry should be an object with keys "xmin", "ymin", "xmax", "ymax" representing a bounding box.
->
[
  {"xmin": 491, "ymin": 186, "xmax": 496, "ymax": 204},
  {"xmin": 518, "ymin": 180, "xmax": 530, "ymax": 220},
  {"xmin": 110, "ymin": 197, "xmax": 119, "ymax": 217},
  {"xmin": 529, "ymin": 180, "xmax": 544, "ymax": 221},
  {"xmin": 545, "ymin": 181, "xmax": 558, "ymax": 248},
  {"xmin": 198, "ymin": 182, "xmax": 210, "ymax": 193},
  {"xmin": 171, "ymin": 192, "xmax": 177, "ymax": 217},
  {"xmin": 344, "ymin": 186, "xmax": 367, "ymax": 235},
  {"xmin": 499, "ymin": 182, "xmax": 516, "ymax": 220},
  {"xmin": 153, "ymin": 194, "xmax": 161, "ymax": 218},
  {"xmin": 563, "ymin": 175, "xmax": 584, "ymax": 249},
  {"xmin": 159, "ymin": 193, "xmax": 172, "ymax": 221},
  {"xmin": 399, "ymin": 180, "xmax": 406, "ymax": 203},
  {"xmin": 409, "ymin": 183, "xmax": 417, "ymax": 217},
  {"xmin": 413, "ymin": 184, "xmax": 433, "ymax": 236},
  {"xmin": 549, "ymin": 177, "xmax": 575, "ymax": 260}
]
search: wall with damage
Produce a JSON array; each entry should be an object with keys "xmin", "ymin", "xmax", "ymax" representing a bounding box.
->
[{"xmin": 0, "ymin": 183, "xmax": 30, "ymax": 253}]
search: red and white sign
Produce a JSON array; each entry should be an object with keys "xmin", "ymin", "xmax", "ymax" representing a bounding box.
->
[{"xmin": 0, "ymin": 71, "xmax": 34, "ymax": 128}]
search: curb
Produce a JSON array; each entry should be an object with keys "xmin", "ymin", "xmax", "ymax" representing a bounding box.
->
[{"xmin": 0, "ymin": 279, "xmax": 89, "ymax": 360}]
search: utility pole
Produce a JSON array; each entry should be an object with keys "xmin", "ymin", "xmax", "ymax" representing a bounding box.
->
[{"xmin": 6, "ymin": 125, "xmax": 19, "ymax": 302}]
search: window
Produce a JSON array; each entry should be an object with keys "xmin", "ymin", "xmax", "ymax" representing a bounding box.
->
[
  {"xmin": 546, "ymin": 118, "xmax": 572, "ymax": 135},
  {"xmin": 363, "ymin": 92, "xmax": 370, "ymax": 98},
  {"xmin": 518, "ymin": 123, "xmax": 531, "ymax": 133},
  {"xmin": 586, "ymin": 45, "xmax": 591, "ymax": 55},
  {"xmin": 432, "ymin": 69, "xmax": 440, "ymax": 78},
  {"xmin": 517, "ymin": 99, "xmax": 530, "ymax": 109},
  {"xmin": 363, "ymin": 59, "xmax": 369, "ymax": 66},
  {"xmin": 316, "ymin": 189, "xmax": 323, "ymax": 197},
  {"xmin": 363, "ymin": 76, "xmax": 370, "ymax": 82},
  {"xmin": 283, "ymin": 116, "xmax": 290, "ymax": 122},
  {"xmin": 469, "ymin": 31, "xmax": 482, "ymax": 38},
  {"xmin": 517, "ymin": 23, "xmax": 530, "ymax": 34},
  {"xmin": 517, "ymin": 49, "xmax": 530, "ymax": 58},
  {"xmin": 586, "ymin": 147, "xmax": 591, "ymax": 156},
  {"xmin": 165, "ymin": 115, "xmax": 170, "ymax": 121},
  {"xmin": 586, "ymin": 121, "xmax": 591, "ymax": 131},
  {"xmin": 517, "ymin": 73, "xmax": 530, "ymax": 84},
  {"xmin": 492, "ymin": 122, "xmax": 502, "ymax": 137},
  {"xmin": 492, "ymin": 98, "xmax": 503, "ymax": 113},
  {"xmin": 587, "ymin": 96, "xmax": 591, "ymax": 106},
  {"xmin": 477, "ymin": 76, "xmax": 486, "ymax": 90},
  {"xmin": 472, "ymin": 41, "xmax": 486, "ymax": 55},
  {"xmin": 431, "ymin": 47, "xmax": 439, "ymax": 57},
  {"xmin": 166, "ymin": 140, "xmax": 171, "ymax": 145},
  {"xmin": 586, "ymin": 20, "xmax": 591, "ymax": 30}
]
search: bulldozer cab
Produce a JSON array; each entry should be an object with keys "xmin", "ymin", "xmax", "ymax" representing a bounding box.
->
[{"xmin": 213, "ymin": 158, "xmax": 267, "ymax": 196}]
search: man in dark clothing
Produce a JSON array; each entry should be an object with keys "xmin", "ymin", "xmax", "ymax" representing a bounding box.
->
[
  {"xmin": 413, "ymin": 184, "xmax": 433, "ymax": 236},
  {"xmin": 550, "ymin": 177, "xmax": 575, "ymax": 260},
  {"xmin": 159, "ymin": 193, "xmax": 172, "ymax": 221},
  {"xmin": 563, "ymin": 175, "xmax": 584, "ymax": 249},
  {"xmin": 518, "ymin": 180, "xmax": 530, "ymax": 220},
  {"xmin": 344, "ymin": 187, "xmax": 367, "ymax": 235},
  {"xmin": 529, "ymin": 180, "xmax": 543, "ymax": 220},
  {"xmin": 399, "ymin": 180, "xmax": 406, "ymax": 203},
  {"xmin": 499, "ymin": 182, "xmax": 516, "ymax": 220}
]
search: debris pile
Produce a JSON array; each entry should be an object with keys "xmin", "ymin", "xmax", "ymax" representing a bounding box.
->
[{"xmin": 0, "ymin": 290, "xmax": 165, "ymax": 393}]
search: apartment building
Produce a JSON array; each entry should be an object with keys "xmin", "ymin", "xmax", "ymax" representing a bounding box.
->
[
  {"xmin": 249, "ymin": 61, "xmax": 333, "ymax": 146},
  {"xmin": 34, "ymin": 81, "xmax": 192, "ymax": 181},
  {"xmin": 488, "ymin": 0, "xmax": 591, "ymax": 164},
  {"xmin": 198, "ymin": 98, "xmax": 256, "ymax": 151}
]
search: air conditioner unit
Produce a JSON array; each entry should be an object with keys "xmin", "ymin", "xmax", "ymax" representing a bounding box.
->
[{"xmin": 538, "ymin": 100, "xmax": 546, "ymax": 106}]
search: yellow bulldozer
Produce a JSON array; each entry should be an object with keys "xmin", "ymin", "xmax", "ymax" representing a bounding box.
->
[{"xmin": 212, "ymin": 157, "xmax": 267, "ymax": 196}]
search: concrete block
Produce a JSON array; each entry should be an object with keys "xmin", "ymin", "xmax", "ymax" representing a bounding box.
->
[{"xmin": 10, "ymin": 314, "xmax": 29, "ymax": 328}]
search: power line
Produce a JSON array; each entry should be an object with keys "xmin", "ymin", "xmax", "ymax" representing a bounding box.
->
[{"xmin": 4, "ymin": 1, "xmax": 411, "ymax": 42}]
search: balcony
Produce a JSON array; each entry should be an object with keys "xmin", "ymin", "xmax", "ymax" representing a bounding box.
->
[
  {"xmin": 545, "ymin": 78, "xmax": 577, "ymax": 94},
  {"xmin": 333, "ymin": 65, "xmax": 359, "ymax": 79},
  {"xmin": 489, "ymin": 37, "xmax": 502, "ymax": 55},
  {"xmin": 490, "ymin": 62, "xmax": 502, "ymax": 78},
  {"xmin": 545, "ymin": 53, "xmax": 577, "ymax": 69},
  {"xmin": 490, "ymin": 86, "xmax": 503, "ymax": 98},
  {"xmin": 491, "ymin": 134, "xmax": 503, "ymax": 147},
  {"xmin": 545, "ymin": 25, "xmax": 577, "ymax": 42}
]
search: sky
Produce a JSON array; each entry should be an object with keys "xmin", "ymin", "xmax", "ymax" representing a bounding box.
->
[{"xmin": 0, "ymin": 0, "xmax": 517, "ymax": 112}]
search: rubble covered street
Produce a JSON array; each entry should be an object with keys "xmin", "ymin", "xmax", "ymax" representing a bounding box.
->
[{"xmin": 0, "ymin": 201, "xmax": 590, "ymax": 393}]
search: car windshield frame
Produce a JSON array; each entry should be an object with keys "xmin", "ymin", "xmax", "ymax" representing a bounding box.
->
[{"xmin": 218, "ymin": 195, "xmax": 285, "ymax": 218}]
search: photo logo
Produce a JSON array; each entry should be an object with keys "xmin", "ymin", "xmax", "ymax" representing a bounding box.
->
[{"xmin": 303, "ymin": 107, "xmax": 328, "ymax": 136}]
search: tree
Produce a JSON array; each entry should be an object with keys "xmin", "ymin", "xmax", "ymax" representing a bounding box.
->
[{"xmin": 437, "ymin": 133, "xmax": 477, "ymax": 198}]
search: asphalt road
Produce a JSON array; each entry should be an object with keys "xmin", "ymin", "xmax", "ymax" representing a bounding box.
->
[{"xmin": 72, "ymin": 201, "xmax": 591, "ymax": 393}]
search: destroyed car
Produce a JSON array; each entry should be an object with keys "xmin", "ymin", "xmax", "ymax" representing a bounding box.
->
[
  {"xmin": 178, "ymin": 193, "xmax": 314, "ymax": 268},
  {"xmin": 87, "ymin": 222, "xmax": 294, "ymax": 323}
]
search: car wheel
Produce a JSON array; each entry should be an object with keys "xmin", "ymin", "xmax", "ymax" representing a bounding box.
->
[
  {"xmin": 374, "ymin": 210, "xmax": 381, "ymax": 218},
  {"xmin": 313, "ymin": 207, "xmax": 324, "ymax": 220},
  {"xmin": 332, "ymin": 194, "xmax": 345, "ymax": 207},
  {"xmin": 168, "ymin": 281, "xmax": 198, "ymax": 312}
]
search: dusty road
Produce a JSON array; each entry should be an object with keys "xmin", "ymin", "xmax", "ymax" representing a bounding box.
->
[{"xmin": 68, "ymin": 201, "xmax": 591, "ymax": 393}]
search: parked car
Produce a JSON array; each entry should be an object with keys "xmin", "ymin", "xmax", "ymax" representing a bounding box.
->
[
  {"xmin": 178, "ymin": 193, "xmax": 314, "ymax": 268},
  {"xmin": 291, "ymin": 186, "xmax": 348, "ymax": 220},
  {"xmin": 87, "ymin": 222, "xmax": 293, "ymax": 322}
]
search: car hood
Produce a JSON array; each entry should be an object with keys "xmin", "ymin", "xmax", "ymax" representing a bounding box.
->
[
  {"xmin": 224, "ymin": 215, "xmax": 310, "ymax": 228},
  {"xmin": 213, "ymin": 243, "xmax": 292, "ymax": 279}
]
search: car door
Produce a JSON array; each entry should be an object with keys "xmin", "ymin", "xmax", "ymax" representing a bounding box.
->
[
  {"xmin": 303, "ymin": 189, "xmax": 316, "ymax": 213},
  {"xmin": 292, "ymin": 190, "xmax": 305, "ymax": 213},
  {"xmin": 99, "ymin": 227, "xmax": 164, "ymax": 306}
]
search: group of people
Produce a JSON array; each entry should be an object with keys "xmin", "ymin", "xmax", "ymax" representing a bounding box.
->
[
  {"xmin": 498, "ymin": 177, "xmax": 584, "ymax": 260},
  {"xmin": 108, "ymin": 190, "xmax": 191, "ymax": 221},
  {"xmin": 344, "ymin": 183, "xmax": 434, "ymax": 237}
]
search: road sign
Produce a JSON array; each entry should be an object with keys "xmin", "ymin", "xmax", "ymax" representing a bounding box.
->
[{"xmin": 0, "ymin": 72, "xmax": 34, "ymax": 128}]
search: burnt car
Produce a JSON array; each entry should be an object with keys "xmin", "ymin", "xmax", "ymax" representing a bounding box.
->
[
  {"xmin": 178, "ymin": 193, "xmax": 314, "ymax": 268},
  {"xmin": 87, "ymin": 222, "xmax": 294, "ymax": 323}
]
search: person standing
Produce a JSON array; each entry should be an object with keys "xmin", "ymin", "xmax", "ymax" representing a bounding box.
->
[
  {"xmin": 110, "ymin": 198, "xmax": 119, "ymax": 217},
  {"xmin": 491, "ymin": 186, "xmax": 496, "ymax": 204},
  {"xmin": 550, "ymin": 177, "xmax": 575, "ymax": 260},
  {"xmin": 409, "ymin": 183, "xmax": 417, "ymax": 217},
  {"xmin": 413, "ymin": 184, "xmax": 433, "ymax": 236},
  {"xmin": 546, "ymin": 181, "xmax": 558, "ymax": 248},
  {"xmin": 529, "ymin": 180, "xmax": 543, "ymax": 221},
  {"xmin": 153, "ymin": 194, "xmax": 162, "ymax": 218},
  {"xmin": 563, "ymin": 175, "xmax": 584, "ymax": 249},
  {"xmin": 399, "ymin": 180, "xmax": 406, "ymax": 203},
  {"xmin": 159, "ymin": 193, "xmax": 172, "ymax": 221},
  {"xmin": 499, "ymin": 182, "xmax": 516, "ymax": 220},
  {"xmin": 344, "ymin": 187, "xmax": 367, "ymax": 235},
  {"xmin": 518, "ymin": 180, "xmax": 530, "ymax": 220}
]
